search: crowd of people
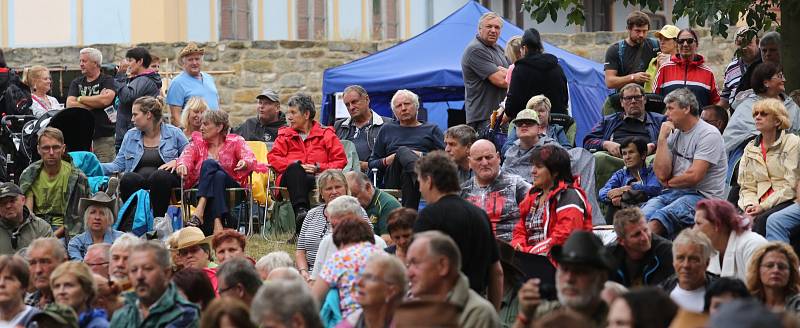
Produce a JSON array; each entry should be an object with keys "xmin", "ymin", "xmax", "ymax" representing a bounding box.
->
[{"xmin": 0, "ymin": 8, "xmax": 797, "ymax": 328}]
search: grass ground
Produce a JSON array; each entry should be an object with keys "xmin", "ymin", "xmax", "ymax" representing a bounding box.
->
[{"xmin": 245, "ymin": 232, "xmax": 296, "ymax": 259}]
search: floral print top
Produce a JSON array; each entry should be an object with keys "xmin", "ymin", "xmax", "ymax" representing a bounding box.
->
[{"xmin": 319, "ymin": 242, "xmax": 384, "ymax": 318}]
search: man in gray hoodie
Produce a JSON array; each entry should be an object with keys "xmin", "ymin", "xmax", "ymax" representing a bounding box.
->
[{"xmin": 115, "ymin": 47, "xmax": 163, "ymax": 148}]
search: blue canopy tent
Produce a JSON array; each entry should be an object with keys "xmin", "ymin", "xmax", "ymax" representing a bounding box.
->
[{"xmin": 321, "ymin": 1, "xmax": 609, "ymax": 146}]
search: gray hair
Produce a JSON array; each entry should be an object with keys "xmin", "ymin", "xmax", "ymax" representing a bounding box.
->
[
  {"xmin": 367, "ymin": 254, "xmax": 408, "ymax": 297},
  {"xmin": 82, "ymin": 205, "xmax": 114, "ymax": 231},
  {"xmin": 86, "ymin": 243, "xmax": 111, "ymax": 262},
  {"xmin": 316, "ymin": 169, "xmax": 349, "ymax": 203},
  {"xmin": 478, "ymin": 12, "xmax": 503, "ymax": 28},
  {"xmin": 343, "ymin": 85, "xmax": 369, "ymax": 98},
  {"xmin": 411, "ymin": 231, "xmax": 462, "ymax": 275},
  {"xmin": 664, "ymin": 88, "xmax": 700, "ymax": 116},
  {"xmin": 29, "ymin": 238, "xmax": 67, "ymax": 263},
  {"xmin": 760, "ymin": 31, "xmax": 781, "ymax": 47},
  {"xmin": 266, "ymin": 267, "xmax": 304, "ymax": 283},
  {"xmin": 110, "ymin": 233, "xmax": 142, "ymax": 254},
  {"xmin": 391, "ymin": 89, "xmax": 419, "ymax": 111},
  {"xmin": 217, "ymin": 257, "xmax": 263, "ymax": 297},
  {"xmin": 255, "ymin": 251, "xmax": 294, "ymax": 273},
  {"xmin": 619, "ymin": 83, "xmax": 645, "ymax": 97},
  {"xmin": 130, "ymin": 241, "xmax": 171, "ymax": 270},
  {"xmin": 445, "ymin": 124, "xmax": 478, "ymax": 147},
  {"xmin": 673, "ymin": 229, "xmax": 715, "ymax": 262},
  {"xmin": 287, "ymin": 93, "xmax": 316, "ymax": 120},
  {"xmin": 251, "ymin": 281, "xmax": 323, "ymax": 328},
  {"xmin": 202, "ymin": 109, "xmax": 231, "ymax": 134},
  {"xmin": 326, "ymin": 195, "xmax": 363, "ymax": 218},
  {"xmin": 80, "ymin": 47, "xmax": 103, "ymax": 66},
  {"xmin": 345, "ymin": 171, "xmax": 372, "ymax": 190}
]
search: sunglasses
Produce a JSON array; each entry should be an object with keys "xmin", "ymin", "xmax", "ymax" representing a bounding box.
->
[{"xmin": 677, "ymin": 38, "xmax": 696, "ymax": 45}]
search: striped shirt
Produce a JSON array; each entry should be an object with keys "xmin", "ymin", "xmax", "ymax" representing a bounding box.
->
[
  {"xmin": 296, "ymin": 204, "xmax": 370, "ymax": 271},
  {"xmin": 721, "ymin": 58, "xmax": 749, "ymax": 101}
]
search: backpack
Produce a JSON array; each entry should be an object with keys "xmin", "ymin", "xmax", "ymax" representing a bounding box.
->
[
  {"xmin": 114, "ymin": 189, "xmax": 154, "ymax": 236},
  {"xmin": 0, "ymin": 70, "xmax": 32, "ymax": 116},
  {"xmin": 617, "ymin": 38, "xmax": 660, "ymax": 76}
]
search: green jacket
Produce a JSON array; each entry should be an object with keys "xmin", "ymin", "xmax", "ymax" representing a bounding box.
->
[
  {"xmin": 0, "ymin": 207, "xmax": 53, "ymax": 255},
  {"xmin": 19, "ymin": 159, "xmax": 89, "ymax": 237},
  {"xmin": 534, "ymin": 299, "xmax": 608, "ymax": 328},
  {"xmin": 366, "ymin": 189, "xmax": 401, "ymax": 235},
  {"xmin": 110, "ymin": 282, "xmax": 199, "ymax": 328}
]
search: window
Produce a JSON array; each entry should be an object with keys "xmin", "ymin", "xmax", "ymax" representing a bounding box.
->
[
  {"xmin": 372, "ymin": 0, "xmax": 399, "ymax": 40},
  {"xmin": 583, "ymin": 0, "xmax": 610, "ymax": 31},
  {"xmin": 221, "ymin": 0, "xmax": 252, "ymax": 40},
  {"xmin": 297, "ymin": 0, "xmax": 327, "ymax": 39},
  {"xmin": 502, "ymin": 0, "xmax": 524, "ymax": 27}
]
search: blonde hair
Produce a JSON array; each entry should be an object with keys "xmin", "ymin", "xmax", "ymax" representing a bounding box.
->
[
  {"xmin": 753, "ymin": 98, "xmax": 791, "ymax": 130},
  {"xmin": 82, "ymin": 204, "xmax": 114, "ymax": 231},
  {"xmin": 526, "ymin": 95, "xmax": 552, "ymax": 112},
  {"xmin": 182, "ymin": 97, "xmax": 208, "ymax": 133},
  {"xmin": 317, "ymin": 169, "xmax": 349, "ymax": 203},
  {"xmin": 50, "ymin": 261, "xmax": 97, "ymax": 307},
  {"xmin": 747, "ymin": 242, "xmax": 800, "ymax": 302},
  {"xmin": 505, "ymin": 36, "xmax": 523, "ymax": 63},
  {"xmin": 22, "ymin": 65, "xmax": 49, "ymax": 88}
]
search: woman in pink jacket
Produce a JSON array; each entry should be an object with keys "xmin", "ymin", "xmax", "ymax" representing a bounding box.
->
[{"xmin": 177, "ymin": 110, "xmax": 266, "ymax": 236}]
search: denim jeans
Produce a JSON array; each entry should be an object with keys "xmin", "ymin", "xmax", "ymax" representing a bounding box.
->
[
  {"xmin": 641, "ymin": 189, "xmax": 704, "ymax": 238},
  {"xmin": 766, "ymin": 203, "xmax": 800, "ymax": 243}
]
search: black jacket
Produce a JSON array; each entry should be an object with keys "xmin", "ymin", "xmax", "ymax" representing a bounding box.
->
[
  {"xmin": 234, "ymin": 111, "xmax": 287, "ymax": 142},
  {"xmin": 607, "ymin": 233, "xmax": 674, "ymax": 287},
  {"xmin": 505, "ymin": 53, "xmax": 569, "ymax": 118},
  {"xmin": 660, "ymin": 271, "xmax": 720, "ymax": 294}
]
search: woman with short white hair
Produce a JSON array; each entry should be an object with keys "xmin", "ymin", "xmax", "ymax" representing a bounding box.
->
[
  {"xmin": 67, "ymin": 192, "xmax": 123, "ymax": 261},
  {"xmin": 255, "ymin": 251, "xmax": 294, "ymax": 280}
]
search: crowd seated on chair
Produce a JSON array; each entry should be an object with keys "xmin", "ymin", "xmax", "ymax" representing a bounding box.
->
[
  {"xmin": 67, "ymin": 191, "xmax": 123, "ymax": 260},
  {"xmin": 267, "ymin": 93, "xmax": 347, "ymax": 236},
  {"xmin": 233, "ymin": 88, "xmax": 286, "ymax": 143},
  {"xmin": 176, "ymin": 110, "xmax": 264, "ymax": 236},
  {"xmin": 334, "ymin": 85, "xmax": 390, "ymax": 172},
  {"xmin": 102, "ymin": 96, "xmax": 188, "ymax": 219}
]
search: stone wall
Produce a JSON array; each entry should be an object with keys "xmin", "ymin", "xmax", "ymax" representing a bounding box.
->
[{"xmin": 3, "ymin": 28, "xmax": 736, "ymax": 125}]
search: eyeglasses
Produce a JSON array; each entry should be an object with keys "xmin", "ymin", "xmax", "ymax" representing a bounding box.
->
[
  {"xmin": 360, "ymin": 273, "xmax": 388, "ymax": 284},
  {"xmin": 622, "ymin": 95, "xmax": 644, "ymax": 102},
  {"xmin": 177, "ymin": 245, "xmax": 203, "ymax": 257},
  {"xmin": 761, "ymin": 261, "xmax": 789, "ymax": 271},
  {"xmin": 86, "ymin": 261, "xmax": 109, "ymax": 267},
  {"xmin": 218, "ymin": 284, "xmax": 237, "ymax": 294},
  {"xmin": 515, "ymin": 121, "xmax": 537, "ymax": 127},
  {"xmin": 753, "ymin": 111, "xmax": 771, "ymax": 118},
  {"xmin": 772, "ymin": 72, "xmax": 785, "ymax": 80},
  {"xmin": 677, "ymin": 38, "xmax": 696, "ymax": 45}
]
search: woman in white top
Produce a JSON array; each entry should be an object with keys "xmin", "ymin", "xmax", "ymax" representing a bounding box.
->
[
  {"xmin": 23, "ymin": 65, "xmax": 60, "ymax": 117},
  {"xmin": 694, "ymin": 198, "xmax": 767, "ymax": 281}
]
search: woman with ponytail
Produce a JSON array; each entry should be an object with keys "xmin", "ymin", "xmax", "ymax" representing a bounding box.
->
[
  {"xmin": 693, "ymin": 198, "xmax": 767, "ymax": 281},
  {"xmin": 101, "ymin": 96, "xmax": 188, "ymax": 218}
]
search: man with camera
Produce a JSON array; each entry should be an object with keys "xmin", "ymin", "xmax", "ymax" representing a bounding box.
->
[{"xmin": 514, "ymin": 231, "xmax": 613, "ymax": 327}]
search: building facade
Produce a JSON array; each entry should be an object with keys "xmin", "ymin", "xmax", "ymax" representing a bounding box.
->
[{"xmin": 0, "ymin": 0, "xmax": 685, "ymax": 48}]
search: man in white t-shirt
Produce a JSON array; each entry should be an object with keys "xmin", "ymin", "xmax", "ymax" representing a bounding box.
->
[
  {"xmin": 643, "ymin": 88, "xmax": 727, "ymax": 238},
  {"xmin": 660, "ymin": 229, "xmax": 718, "ymax": 312}
]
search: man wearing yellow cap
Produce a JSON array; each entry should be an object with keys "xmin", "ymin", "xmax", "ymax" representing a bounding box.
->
[{"xmin": 166, "ymin": 42, "xmax": 220, "ymax": 128}]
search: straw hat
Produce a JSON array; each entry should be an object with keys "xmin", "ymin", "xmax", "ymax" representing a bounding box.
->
[
  {"xmin": 179, "ymin": 42, "xmax": 205, "ymax": 59},
  {"xmin": 173, "ymin": 227, "xmax": 212, "ymax": 250}
]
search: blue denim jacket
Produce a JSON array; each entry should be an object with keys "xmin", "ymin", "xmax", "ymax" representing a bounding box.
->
[
  {"xmin": 102, "ymin": 123, "xmax": 189, "ymax": 174},
  {"xmin": 67, "ymin": 229, "xmax": 124, "ymax": 260}
]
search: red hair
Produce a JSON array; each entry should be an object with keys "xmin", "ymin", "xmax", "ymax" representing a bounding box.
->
[
  {"xmin": 212, "ymin": 229, "xmax": 246, "ymax": 250},
  {"xmin": 696, "ymin": 199, "xmax": 748, "ymax": 234}
]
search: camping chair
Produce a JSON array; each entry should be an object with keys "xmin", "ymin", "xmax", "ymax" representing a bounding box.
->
[
  {"xmin": 174, "ymin": 172, "xmax": 255, "ymax": 235},
  {"xmin": 247, "ymin": 141, "xmax": 270, "ymax": 236},
  {"xmin": 549, "ymin": 114, "xmax": 577, "ymax": 147},
  {"xmin": 602, "ymin": 93, "xmax": 666, "ymax": 116},
  {"xmin": 340, "ymin": 140, "xmax": 360, "ymax": 173}
]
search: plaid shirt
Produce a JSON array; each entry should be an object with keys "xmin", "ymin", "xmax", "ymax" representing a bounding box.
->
[{"xmin": 461, "ymin": 171, "xmax": 531, "ymax": 242}]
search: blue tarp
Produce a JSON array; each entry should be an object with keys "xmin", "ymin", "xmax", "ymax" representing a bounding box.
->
[{"xmin": 321, "ymin": 1, "xmax": 610, "ymax": 146}]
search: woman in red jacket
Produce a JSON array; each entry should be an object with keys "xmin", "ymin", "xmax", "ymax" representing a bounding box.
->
[
  {"xmin": 511, "ymin": 144, "xmax": 593, "ymax": 255},
  {"xmin": 267, "ymin": 93, "xmax": 347, "ymax": 238}
]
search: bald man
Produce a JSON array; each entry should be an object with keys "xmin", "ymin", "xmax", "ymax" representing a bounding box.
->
[{"xmin": 460, "ymin": 140, "xmax": 531, "ymax": 242}]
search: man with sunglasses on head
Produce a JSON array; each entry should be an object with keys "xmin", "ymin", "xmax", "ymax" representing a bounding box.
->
[
  {"xmin": 584, "ymin": 83, "xmax": 666, "ymax": 191},
  {"xmin": 0, "ymin": 182, "xmax": 52, "ymax": 255},
  {"xmin": 719, "ymin": 27, "xmax": 761, "ymax": 108}
]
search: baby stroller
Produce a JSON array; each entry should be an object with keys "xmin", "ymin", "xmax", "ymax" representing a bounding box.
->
[
  {"xmin": 0, "ymin": 114, "xmax": 37, "ymax": 182},
  {"xmin": 15, "ymin": 108, "xmax": 95, "ymax": 178}
]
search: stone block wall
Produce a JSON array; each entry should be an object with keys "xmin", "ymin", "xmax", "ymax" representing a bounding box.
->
[{"xmin": 3, "ymin": 28, "xmax": 737, "ymax": 125}]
